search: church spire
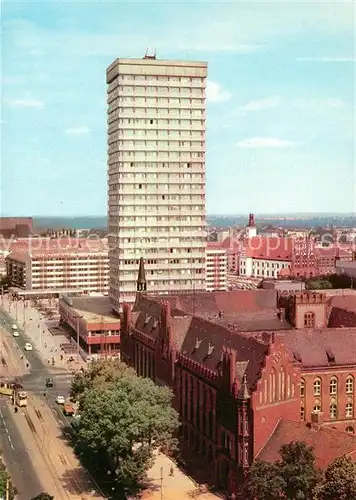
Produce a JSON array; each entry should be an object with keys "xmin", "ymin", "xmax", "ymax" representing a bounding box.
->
[
  {"xmin": 137, "ymin": 257, "xmax": 147, "ymax": 292},
  {"xmin": 238, "ymin": 374, "xmax": 250, "ymax": 400},
  {"xmin": 247, "ymin": 213, "xmax": 255, "ymax": 227}
]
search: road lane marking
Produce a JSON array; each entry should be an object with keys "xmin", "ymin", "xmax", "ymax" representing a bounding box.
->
[{"xmin": 7, "ymin": 435, "xmax": 14, "ymax": 450}]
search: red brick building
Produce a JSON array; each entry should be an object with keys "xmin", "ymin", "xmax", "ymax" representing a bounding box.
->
[
  {"xmin": 0, "ymin": 217, "xmax": 33, "ymax": 238},
  {"xmin": 288, "ymin": 238, "xmax": 354, "ymax": 279},
  {"xmin": 120, "ymin": 263, "xmax": 356, "ymax": 496}
]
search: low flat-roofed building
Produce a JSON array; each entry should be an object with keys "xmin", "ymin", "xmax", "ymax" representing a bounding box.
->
[
  {"xmin": 5, "ymin": 238, "xmax": 109, "ymax": 294},
  {"xmin": 263, "ymin": 279, "xmax": 305, "ymax": 294},
  {"xmin": 59, "ymin": 295, "xmax": 120, "ymax": 357}
]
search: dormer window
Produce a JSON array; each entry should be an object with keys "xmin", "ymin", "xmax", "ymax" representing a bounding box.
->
[
  {"xmin": 194, "ymin": 337, "xmax": 202, "ymax": 351},
  {"xmin": 207, "ymin": 343, "xmax": 215, "ymax": 356}
]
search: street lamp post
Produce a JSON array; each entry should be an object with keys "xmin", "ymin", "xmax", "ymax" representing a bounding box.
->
[{"xmin": 76, "ymin": 314, "xmax": 83, "ymax": 363}]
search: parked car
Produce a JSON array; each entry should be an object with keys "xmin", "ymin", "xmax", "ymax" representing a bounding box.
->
[
  {"xmin": 11, "ymin": 324, "xmax": 18, "ymax": 330},
  {"xmin": 63, "ymin": 402, "xmax": 75, "ymax": 416},
  {"xmin": 12, "ymin": 331, "xmax": 19, "ymax": 337},
  {"xmin": 24, "ymin": 342, "xmax": 33, "ymax": 351},
  {"xmin": 56, "ymin": 395, "xmax": 66, "ymax": 405}
]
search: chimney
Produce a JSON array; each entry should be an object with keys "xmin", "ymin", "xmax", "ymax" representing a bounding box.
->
[
  {"xmin": 310, "ymin": 410, "xmax": 323, "ymax": 430},
  {"xmin": 161, "ymin": 301, "xmax": 171, "ymax": 331}
]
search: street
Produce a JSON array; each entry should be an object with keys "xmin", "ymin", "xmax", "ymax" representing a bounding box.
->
[
  {"xmin": 0, "ymin": 299, "xmax": 104, "ymax": 498},
  {"xmin": 0, "ymin": 399, "xmax": 43, "ymax": 499}
]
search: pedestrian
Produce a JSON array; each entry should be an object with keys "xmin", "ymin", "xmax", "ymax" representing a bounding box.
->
[{"xmin": 169, "ymin": 466, "xmax": 174, "ymax": 477}]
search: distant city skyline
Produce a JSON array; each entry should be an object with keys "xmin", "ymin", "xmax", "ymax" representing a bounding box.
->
[{"xmin": 1, "ymin": 1, "xmax": 355, "ymax": 216}]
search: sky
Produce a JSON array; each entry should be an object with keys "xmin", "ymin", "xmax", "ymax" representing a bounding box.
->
[{"xmin": 1, "ymin": 0, "xmax": 355, "ymax": 216}]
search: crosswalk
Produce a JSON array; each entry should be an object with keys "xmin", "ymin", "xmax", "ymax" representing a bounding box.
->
[{"xmin": 22, "ymin": 371, "xmax": 74, "ymax": 394}]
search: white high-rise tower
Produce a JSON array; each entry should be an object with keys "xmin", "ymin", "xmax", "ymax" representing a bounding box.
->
[{"xmin": 107, "ymin": 54, "xmax": 207, "ymax": 313}]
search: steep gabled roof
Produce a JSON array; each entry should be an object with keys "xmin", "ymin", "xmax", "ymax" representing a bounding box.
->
[
  {"xmin": 131, "ymin": 295, "xmax": 270, "ymax": 388},
  {"xmin": 328, "ymin": 294, "xmax": 356, "ymax": 328},
  {"xmin": 278, "ymin": 328, "xmax": 356, "ymax": 367},
  {"xmin": 257, "ymin": 420, "xmax": 356, "ymax": 469},
  {"xmin": 245, "ymin": 236, "xmax": 293, "ymax": 261}
]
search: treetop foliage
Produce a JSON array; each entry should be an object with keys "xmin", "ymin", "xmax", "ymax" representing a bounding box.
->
[
  {"xmin": 317, "ymin": 455, "xmax": 356, "ymax": 500},
  {"xmin": 70, "ymin": 359, "xmax": 180, "ymax": 490},
  {"xmin": 245, "ymin": 442, "xmax": 356, "ymax": 500},
  {"xmin": 70, "ymin": 358, "xmax": 136, "ymax": 400}
]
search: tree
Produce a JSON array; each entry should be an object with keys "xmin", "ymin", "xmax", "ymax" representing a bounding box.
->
[
  {"xmin": 70, "ymin": 358, "xmax": 136, "ymax": 401},
  {"xmin": 317, "ymin": 456, "xmax": 356, "ymax": 500},
  {"xmin": 278, "ymin": 441, "xmax": 321, "ymax": 499},
  {"xmin": 306, "ymin": 279, "xmax": 332, "ymax": 290},
  {"xmin": 244, "ymin": 460, "xmax": 286, "ymax": 500},
  {"xmin": 30, "ymin": 494, "xmax": 55, "ymax": 500},
  {"xmin": 0, "ymin": 460, "xmax": 16, "ymax": 500},
  {"xmin": 72, "ymin": 371, "xmax": 180, "ymax": 488}
]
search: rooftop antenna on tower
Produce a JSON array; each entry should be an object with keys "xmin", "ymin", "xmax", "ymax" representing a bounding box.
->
[{"xmin": 143, "ymin": 47, "xmax": 156, "ymax": 60}]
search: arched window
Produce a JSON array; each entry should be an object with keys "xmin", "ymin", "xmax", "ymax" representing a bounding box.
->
[
  {"xmin": 313, "ymin": 405, "xmax": 321, "ymax": 413},
  {"xmin": 301, "ymin": 378, "xmax": 305, "ymax": 397},
  {"xmin": 264, "ymin": 378, "xmax": 268, "ymax": 403},
  {"xmin": 280, "ymin": 368, "xmax": 286, "ymax": 400},
  {"xmin": 346, "ymin": 376, "xmax": 354, "ymax": 394},
  {"xmin": 346, "ymin": 426, "xmax": 354, "ymax": 434},
  {"xmin": 300, "ymin": 404, "xmax": 305, "ymax": 421},
  {"xmin": 330, "ymin": 403, "xmax": 337, "ymax": 419},
  {"xmin": 346, "ymin": 403, "xmax": 353, "ymax": 418},
  {"xmin": 330, "ymin": 377, "xmax": 338, "ymax": 395},
  {"xmin": 313, "ymin": 378, "xmax": 321, "ymax": 396},
  {"xmin": 269, "ymin": 369, "xmax": 277, "ymax": 402},
  {"xmin": 304, "ymin": 312, "xmax": 315, "ymax": 328}
]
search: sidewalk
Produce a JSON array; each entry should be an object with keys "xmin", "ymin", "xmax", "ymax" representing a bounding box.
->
[
  {"xmin": 141, "ymin": 451, "xmax": 221, "ymax": 500},
  {"xmin": 1, "ymin": 296, "xmax": 86, "ymax": 372}
]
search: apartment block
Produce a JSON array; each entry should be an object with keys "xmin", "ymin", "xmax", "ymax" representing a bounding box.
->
[
  {"xmin": 5, "ymin": 238, "xmax": 109, "ymax": 294},
  {"xmin": 106, "ymin": 55, "xmax": 207, "ymax": 312},
  {"xmin": 206, "ymin": 245, "xmax": 228, "ymax": 291}
]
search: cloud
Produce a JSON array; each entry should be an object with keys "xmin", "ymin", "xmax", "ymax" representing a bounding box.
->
[
  {"xmin": 292, "ymin": 98, "xmax": 345, "ymax": 110},
  {"xmin": 297, "ymin": 57, "xmax": 355, "ymax": 63},
  {"xmin": 64, "ymin": 126, "xmax": 90, "ymax": 136},
  {"xmin": 237, "ymin": 137, "xmax": 293, "ymax": 149},
  {"xmin": 7, "ymin": 98, "xmax": 44, "ymax": 109},
  {"xmin": 206, "ymin": 81, "xmax": 232, "ymax": 103},
  {"xmin": 239, "ymin": 96, "xmax": 281, "ymax": 113}
]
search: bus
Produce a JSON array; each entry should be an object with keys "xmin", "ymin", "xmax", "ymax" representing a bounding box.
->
[{"xmin": 13, "ymin": 388, "xmax": 27, "ymax": 407}]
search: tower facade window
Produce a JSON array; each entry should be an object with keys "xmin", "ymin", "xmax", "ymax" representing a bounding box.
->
[{"xmin": 304, "ymin": 312, "xmax": 315, "ymax": 328}]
